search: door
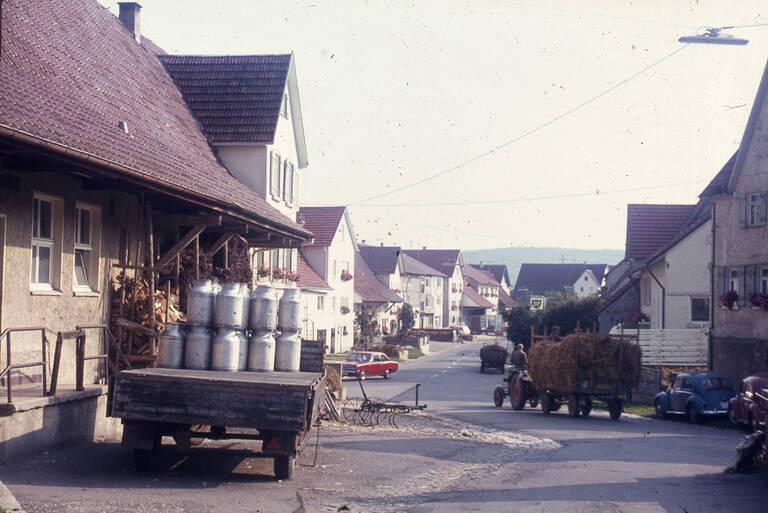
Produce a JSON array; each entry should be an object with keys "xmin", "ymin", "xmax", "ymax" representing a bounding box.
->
[{"xmin": 672, "ymin": 377, "xmax": 693, "ymax": 412}]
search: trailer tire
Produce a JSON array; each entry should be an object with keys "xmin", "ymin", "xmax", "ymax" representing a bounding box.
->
[
  {"xmin": 541, "ymin": 393, "xmax": 552, "ymax": 415},
  {"xmin": 274, "ymin": 454, "xmax": 295, "ymax": 480},
  {"xmin": 608, "ymin": 399, "xmax": 622, "ymax": 421},
  {"xmin": 480, "ymin": 361, "xmax": 486, "ymax": 373},
  {"xmin": 567, "ymin": 395, "xmax": 581, "ymax": 417},
  {"xmin": 581, "ymin": 398, "xmax": 593, "ymax": 417}
]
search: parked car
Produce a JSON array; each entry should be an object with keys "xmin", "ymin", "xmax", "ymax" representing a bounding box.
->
[
  {"xmin": 654, "ymin": 371, "xmax": 734, "ymax": 423},
  {"xmin": 341, "ymin": 351, "xmax": 399, "ymax": 380},
  {"xmin": 728, "ymin": 373, "xmax": 768, "ymax": 431},
  {"xmin": 451, "ymin": 324, "xmax": 472, "ymax": 341}
]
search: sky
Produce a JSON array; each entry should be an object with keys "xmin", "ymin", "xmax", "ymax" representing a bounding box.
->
[{"xmin": 98, "ymin": 0, "xmax": 768, "ymax": 251}]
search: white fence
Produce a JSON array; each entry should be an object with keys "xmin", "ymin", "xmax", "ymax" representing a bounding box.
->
[{"xmin": 634, "ymin": 328, "xmax": 708, "ymax": 366}]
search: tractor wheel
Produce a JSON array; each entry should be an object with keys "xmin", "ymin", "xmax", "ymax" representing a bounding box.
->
[
  {"xmin": 608, "ymin": 399, "xmax": 623, "ymax": 421},
  {"xmin": 567, "ymin": 395, "xmax": 581, "ymax": 417},
  {"xmin": 541, "ymin": 393, "xmax": 552, "ymax": 415},
  {"xmin": 480, "ymin": 361, "xmax": 486, "ymax": 373},
  {"xmin": 510, "ymin": 377, "xmax": 527, "ymax": 410},
  {"xmin": 581, "ymin": 397, "xmax": 593, "ymax": 417},
  {"xmin": 493, "ymin": 386, "xmax": 505, "ymax": 408}
]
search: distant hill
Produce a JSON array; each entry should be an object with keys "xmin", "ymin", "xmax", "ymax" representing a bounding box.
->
[{"xmin": 463, "ymin": 247, "xmax": 624, "ymax": 286}]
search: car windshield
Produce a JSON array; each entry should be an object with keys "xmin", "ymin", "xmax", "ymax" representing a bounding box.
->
[
  {"xmin": 346, "ymin": 353, "xmax": 371, "ymax": 363},
  {"xmin": 701, "ymin": 377, "xmax": 732, "ymax": 390}
]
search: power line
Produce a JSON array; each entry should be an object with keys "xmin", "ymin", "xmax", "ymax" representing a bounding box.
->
[
  {"xmin": 351, "ymin": 179, "xmax": 707, "ymax": 208},
  {"xmin": 348, "ymin": 43, "xmax": 690, "ymax": 206}
]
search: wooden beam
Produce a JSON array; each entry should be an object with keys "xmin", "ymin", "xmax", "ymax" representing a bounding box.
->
[
  {"xmin": 153, "ymin": 214, "xmax": 222, "ymax": 228},
  {"xmin": 206, "ymin": 233, "xmax": 235, "ymax": 255},
  {"xmin": 116, "ymin": 318, "xmax": 158, "ymax": 339},
  {"xmin": 156, "ymin": 223, "xmax": 208, "ymax": 269}
]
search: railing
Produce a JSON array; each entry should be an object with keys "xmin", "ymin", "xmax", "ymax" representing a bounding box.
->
[
  {"xmin": 0, "ymin": 327, "xmax": 49, "ymax": 404},
  {"xmin": 75, "ymin": 324, "xmax": 131, "ymax": 392}
]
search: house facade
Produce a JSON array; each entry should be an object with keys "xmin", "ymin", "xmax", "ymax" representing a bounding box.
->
[
  {"xmin": 710, "ymin": 60, "xmax": 768, "ymax": 384},
  {"xmin": 298, "ymin": 207, "xmax": 357, "ymax": 353},
  {"xmin": 401, "ymin": 249, "xmax": 464, "ymax": 327},
  {"xmin": 401, "ymin": 254, "xmax": 445, "ymax": 329},
  {"xmin": 353, "ymin": 252, "xmax": 403, "ymax": 338}
]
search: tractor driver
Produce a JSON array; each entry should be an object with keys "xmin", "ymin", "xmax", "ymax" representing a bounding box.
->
[{"xmin": 509, "ymin": 343, "xmax": 528, "ymax": 371}]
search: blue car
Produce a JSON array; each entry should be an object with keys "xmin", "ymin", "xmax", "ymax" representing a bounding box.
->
[{"xmin": 654, "ymin": 371, "xmax": 734, "ymax": 423}]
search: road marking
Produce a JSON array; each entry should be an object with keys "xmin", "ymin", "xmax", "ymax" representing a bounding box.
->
[{"xmin": 429, "ymin": 374, "xmax": 439, "ymax": 378}]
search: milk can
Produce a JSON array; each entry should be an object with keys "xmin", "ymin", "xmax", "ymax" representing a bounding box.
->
[
  {"xmin": 187, "ymin": 279, "xmax": 215, "ymax": 326},
  {"xmin": 278, "ymin": 287, "xmax": 302, "ymax": 331},
  {"xmin": 184, "ymin": 325, "xmax": 212, "ymax": 370},
  {"xmin": 275, "ymin": 330, "xmax": 301, "ymax": 372},
  {"xmin": 211, "ymin": 328, "xmax": 240, "ymax": 372},
  {"xmin": 248, "ymin": 330, "xmax": 276, "ymax": 372},
  {"xmin": 214, "ymin": 282, "xmax": 245, "ymax": 329},
  {"xmin": 249, "ymin": 285, "xmax": 278, "ymax": 332},
  {"xmin": 156, "ymin": 322, "xmax": 184, "ymax": 369},
  {"xmin": 239, "ymin": 283, "xmax": 251, "ymax": 332},
  {"xmin": 237, "ymin": 330, "xmax": 249, "ymax": 371}
]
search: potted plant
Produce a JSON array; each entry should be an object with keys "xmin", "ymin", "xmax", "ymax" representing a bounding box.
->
[
  {"xmin": 285, "ymin": 270, "xmax": 299, "ymax": 284},
  {"xmin": 629, "ymin": 311, "xmax": 649, "ymax": 325},
  {"xmin": 748, "ymin": 291, "xmax": 768, "ymax": 310},
  {"xmin": 340, "ymin": 306, "xmax": 350, "ymax": 314},
  {"xmin": 257, "ymin": 265, "xmax": 271, "ymax": 279},
  {"xmin": 340, "ymin": 270, "xmax": 353, "ymax": 281},
  {"xmin": 720, "ymin": 290, "xmax": 739, "ymax": 310}
]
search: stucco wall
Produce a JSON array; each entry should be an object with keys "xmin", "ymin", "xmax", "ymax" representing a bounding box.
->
[
  {"xmin": 0, "ymin": 168, "xmax": 138, "ymax": 386},
  {"xmin": 712, "ymin": 336, "xmax": 768, "ymax": 385},
  {"xmin": 599, "ymin": 285, "xmax": 640, "ymax": 334},
  {"xmin": 216, "ymin": 145, "xmax": 268, "ymax": 199}
]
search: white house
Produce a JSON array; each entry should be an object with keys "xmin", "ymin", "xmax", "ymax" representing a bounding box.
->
[
  {"xmin": 401, "ymin": 254, "xmax": 445, "ymax": 329},
  {"xmin": 353, "ymin": 253, "xmax": 403, "ymax": 338},
  {"xmin": 401, "ymin": 249, "xmax": 464, "ymax": 327},
  {"xmin": 298, "ymin": 206, "xmax": 357, "ymax": 353}
]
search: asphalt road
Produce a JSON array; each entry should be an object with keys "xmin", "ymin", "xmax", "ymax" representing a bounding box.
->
[{"xmin": 1, "ymin": 337, "xmax": 766, "ymax": 513}]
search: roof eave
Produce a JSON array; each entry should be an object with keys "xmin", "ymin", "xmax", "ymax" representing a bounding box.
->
[
  {"xmin": 287, "ymin": 53, "xmax": 309, "ymax": 169},
  {"xmin": 728, "ymin": 58, "xmax": 768, "ymax": 193}
]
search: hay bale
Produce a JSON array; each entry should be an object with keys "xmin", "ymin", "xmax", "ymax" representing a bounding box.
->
[
  {"xmin": 528, "ymin": 333, "xmax": 641, "ymax": 392},
  {"xmin": 480, "ymin": 343, "xmax": 508, "ymax": 361}
]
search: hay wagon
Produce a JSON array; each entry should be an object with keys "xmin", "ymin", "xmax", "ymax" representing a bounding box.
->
[
  {"xmin": 525, "ymin": 333, "xmax": 641, "ymax": 421},
  {"xmin": 480, "ymin": 343, "xmax": 508, "ymax": 373}
]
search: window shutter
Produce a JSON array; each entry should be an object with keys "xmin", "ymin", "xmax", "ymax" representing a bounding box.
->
[
  {"xmin": 282, "ymin": 161, "xmax": 288, "ymax": 202},
  {"xmin": 715, "ymin": 266, "xmax": 725, "ymax": 302},
  {"xmin": 290, "ymin": 164, "xmax": 296, "ymax": 205},
  {"xmin": 745, "ymin": 265, "xmax": 757, "ymax": 303},
  {"xmin": 740, "ymin": 194, "xmax": 748, "ymax": 228},
  {"xmin": 269, "ymin": 152, "xmax": 277, "ymax": 196},
  {"xmin": 760, "ymin": 192, "xmax": 768, "ymax": 225},
  {"xmin": 739, "ymin": 266, "xmax": 748, "ymax": 305}
]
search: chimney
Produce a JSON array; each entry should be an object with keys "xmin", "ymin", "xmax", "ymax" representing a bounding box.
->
[
  {"xmin": 118, "ymin": 2, "xmax": 142, "ymax": 44},
  {"xmin": 422, "ymin": 246, "xmax": 426, "ymax": 250}
]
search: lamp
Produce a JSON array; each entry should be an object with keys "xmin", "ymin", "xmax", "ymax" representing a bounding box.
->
[{"xmin": 679, "ymin": 26, "xmax": 748, "ymax": 45}]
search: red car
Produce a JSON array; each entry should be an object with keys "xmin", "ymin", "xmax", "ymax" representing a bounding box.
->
[
  {"xmin": 342, "ymin": 351, "xmax": 399, "ymax": 380},
  {"xmin": 728, "ymin": 373, "xmax": 768, "ymax": 431}
]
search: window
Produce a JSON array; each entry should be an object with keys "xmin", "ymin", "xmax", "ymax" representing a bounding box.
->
[
  {"xmin": 281, "ymin": 93, "xmax": 289, "ymax": 118},
  {"xmin": 332, "ymin": 296, "xmax": 336, "ymax": 311},
  {"xmin": 317, "ymin": 296, "xmax": 324, "ymax": 312},
  {"xmin": 339, "ymin": 224, "xmax": 345, "ymax": 241},
  {"xmin": 747, "ymin": 192, "xmax": 767, "ymax": 227},
  {"xmin": 580, "ymin": 287, "xmax": 584, "ymax": 292},
  {"xmin": 74, "ymin": 204, "xmax": 100, "ymax": 291},
  {"xmin": 283, "ymin": 161, "xmax": 295, "ymax": 206},
  {"xmin": 420, "ymin": 281, "xmax": 425, "ymax": 293},
  {"xmin": 281, "ymin": 248, "xmax": 292, "ymax": 270},
  {"xmin": 269, "ymin": 249, "xmax": 279, "ymax": 268},
  {"xmin": 729, "ymin": 268, "xmax": 739, "ymax": 293},
  {"xmin": 333, "ymin": 260, "xmax": 337, "ymax": 278},
  {"xmin": 691, "ymin": 297, "xmax": 710, "ymax": 322},
  {"xmin": 341, "ymin": 261, "xmax": 349, "ymax": 272},
  {"xmin": 341, "ymin": 297, "xmax": 349, "ymax": 308},
  {"xmin": 584, "ymin": 276, "xmax": 588, "ymax": 281},
  {"xmin": 269, "ymin": 151, "xmax": 282, "ymax": 199},
  {"xmin": 31, "ymin": 196, "xmax": 54, "ymax": 288},
  {"xmin": 761, "ymin": 267, "xmax": 768, "ymax": 294},
  {"xmin": 641, "ymin": 278, "xmax": 651, "ymax": 306}
]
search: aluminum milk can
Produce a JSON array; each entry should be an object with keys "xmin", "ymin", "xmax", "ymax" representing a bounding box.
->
[
  {"xmin": 237, "ymin": 330, "xmax": 249, "ymax": 371},
  {"xmin": 211, "ymin": 328, "xmax": 240, "ymax": 372},
  {"xmin": 248, "ymin": 330, "xmax": 276, "ymax": 372},
  {"xmin": 275, "ymin": 330, "xmax": 301, "ymax": 372},
  {"xmin": 156, "ymin": 322, "xmax": 184, "ymax": 369},
  {"xmin": 187, "ymin": 279, "xmax": 215, "ymax": 327},
  {"xmin": 278, "ymin": 287, "xmax": 302, "ymax": 331},
  {"xmin": 214, "ymin": 282, "xmax": 245, "ymax": 329},
  {"xmin": 184, "ymin": 325, "xmax": 212, "ymax": 370},
  {"xmin": 249, "ymin": 285, "xmax": 278, "ymax": 331},
  {"xmin": 239, "ymin": 283, "xmax": 251, "ymax": 332}
]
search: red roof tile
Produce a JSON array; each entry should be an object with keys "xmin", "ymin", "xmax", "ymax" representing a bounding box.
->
[
  {"xmin": 298, "ymin": 207, "xmax": 346, "ymax": 246},
  {"xmin": 401, "ymin": 249, "xmax": 461, "ymax": 277},
  {"xmin": 0, "ymin": 0, "xmax": 309, "ymax": 239},
  {"xmin": 354, "ymin": 253, "xmax": 402, "ymax": 303},
  {"xmin": 160, "ymin": 55, "xmax": 290, "ymax": 144},
  {"xmin": 461, "ymin": 281, "xmax": 494, "ymax": 309},
  {"xmin": 464, "ymin": 264, "xmax": 499, "ymax": 286},
  {"xmin": 498, "ymin": 288, "xmax": 517, "ymax": 308},
  {"xmin": 625, "ymin": 204, "xmax": 696, "ymax": 261},
  {"xmin": 297, "ymin": 251, "xmax": 330, "ymax": 290}
]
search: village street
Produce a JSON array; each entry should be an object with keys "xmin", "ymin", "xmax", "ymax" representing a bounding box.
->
[{"xmin": 0, "ymin": 338, "xmax": 764, "ymax": 513}]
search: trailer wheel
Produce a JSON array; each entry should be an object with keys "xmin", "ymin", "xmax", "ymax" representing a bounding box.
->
[
  {"xmin": 581, "ymin": 398, "xmax": 593, "ymax": 417},
  {"xmin": 529, "ymin": 397, "xmax": 539, "ymax": 408},
  {"xmin": 493, "ymin": 386, "xmax": 505, "ymax": 407},
  {"xmin": 480, "ymin": 361, "xmax": 486, "ymax": 373},
  {"xmin": 567, "ymin": 395, "xmax": 581, "ymax": 417},
  {"xmin": 541, "ymin": 393, "xmax": 552, "ymax": 415},
  {"xmin": 608, "ymin": 399, "xmax": 623, "ymax": 420},
  {"xmin": 274, "ymin": 454, "xmax": 295, "ymax": 480}
]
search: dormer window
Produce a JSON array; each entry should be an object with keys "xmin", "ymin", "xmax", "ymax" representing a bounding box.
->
[{"xmin": 281, "ymin": 94, "xmax": 289, "ymax": 118}]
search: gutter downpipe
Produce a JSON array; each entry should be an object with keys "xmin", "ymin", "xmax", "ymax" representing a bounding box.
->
[{"xmin": 646, "ymin": 266, "xmax": 666, "ymax": 329}]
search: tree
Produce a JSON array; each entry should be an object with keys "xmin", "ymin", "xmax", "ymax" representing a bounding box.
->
[
  {"xmin": 504, "ymin": 306, "xmax": 537, "ymax": 349},
  {"xmin": 398, "ymin": 303, "xmax": 415, "ymax": 336},
  {"xmin": 355, "ymin": 308, "xmax": 378, "ymax": 344},
  {"xmin": 539, "ymin": 296, "xmax": 601, "ymax": 335}
]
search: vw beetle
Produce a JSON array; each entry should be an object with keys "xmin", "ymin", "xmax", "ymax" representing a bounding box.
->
[{"xmin": 654, "ymin": 371, "xmax": 734, "ymax": 423}]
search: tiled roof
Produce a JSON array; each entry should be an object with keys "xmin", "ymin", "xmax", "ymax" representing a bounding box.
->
[
  {"xmin": 297, "ymin": 207, "xmax": 346, "ymax": 246},
  {"xmin": 160, "ymin": 54, "xmax": 290, "ymax": 144},
  {"xmin": 475, "ymin": 264, "xmax": 510, "ymax": 285},
  {"xmin": 514, "ymin": 264, "xmax": 607, "ymax": 294},
  {"xmin": 297, "ymin": 251, "xmax": 330, "ymax": 290},
  {"xmin": 401, "ymin": 249, "xmax": 461, "ymax": 277},
  {"xmin": 0, "ymin": 0, "xmax": 310, "ymax": 239},
  {"xmin": 700, "ymin": 152, "xmax": 737, "ymax": 197},
  {"xmin": 498, "ymin": 288, "xmax": 517, "ymax": 308},
  {"xmin": 461, "ymin": 281, "xmax": 494, "ymax": 309},
  {"xmin": 402, "ymin": 254, "xmax": 445, "ymax": 277},
  {"xmin": 359, "ymin": 245, "xmax": 401, "ymax": 275},
  {"xmin": 464, "ymin": 264, "xmax": 500, "ymax": 286},
  {"xmin": 625, "ymin": 204, "xmax": 696, "ymax": 261},
  {"xmin": 354, "ymin": 253, "xmax": 402, "ymax": 303}
]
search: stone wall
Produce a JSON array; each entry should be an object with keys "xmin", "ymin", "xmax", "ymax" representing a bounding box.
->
[{"xmin": 712, "ymin": 336, "xmax": 768, "ymax": 385}]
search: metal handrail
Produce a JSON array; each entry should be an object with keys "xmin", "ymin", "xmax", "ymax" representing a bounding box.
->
[
  {"xmin": 75, "ymin": 324, "xmax": 124, "ymax": 392},
  {"xmin": 0, "ymin": 327, "xmax": 48, "ymax": 404}
]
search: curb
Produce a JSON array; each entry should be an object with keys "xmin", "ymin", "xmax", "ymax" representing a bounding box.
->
[{"xmin": 0, "ymin": 481, "xmax": 23, "ymax": 513}]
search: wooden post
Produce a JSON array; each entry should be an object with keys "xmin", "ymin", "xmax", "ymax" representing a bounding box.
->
[
  {"xmin": 47, "ymin": 331, "xmax": 64, "ymax": 396},
  {"xmin": 224, "ymin": 240, "xmax": 229, "ymax": 270},
  {"xmin": 194, "ymin": 234, "xmax": 200, "ymax": 280},
  {"xmin": 146, "ymin": 201, "xmax": 156, "ymax": 356},
  {"xmin": 75, "ymin": 332, "xmax": 86, "ymax": 391},
  {"xmin": 165, "ymin": 281, "xmax": 171, "ymax": 327},
  {"xmin": 530, "ymin": 324, "xmax": 534, "ymax": 346}
]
